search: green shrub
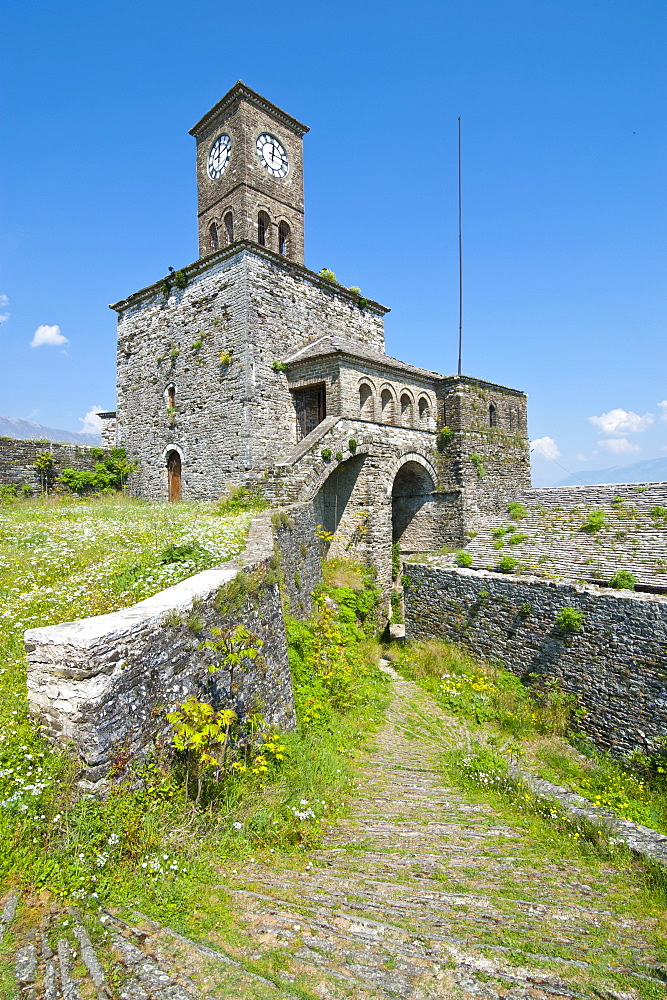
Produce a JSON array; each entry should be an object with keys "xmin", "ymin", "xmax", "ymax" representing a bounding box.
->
[
  {"xmin": 454, "ymin": 550, "xmax": 473, "ymax": 567},
  {"xmin": 272, "ymin": 360, "xmax": 287, "ymax": 371},
  {"xmin": 0, "ymin": 484, "xmax": 18, "ymax": 501},
  {"xmin": 555, "ymin": 607, "xmax": 585, "ymax": 632},
  {"xmin": 507, "ymin": 502, "xmax": 528, "ymax": 521},
  {"xmin": 497, "ymin": 556, "xmax": 518, "ymax": 573},
  {"xmin": 58, "ymin": 449, "xmax": 135, "ymax": 494},
  {"xmin": 159, "ymin": 541, "xmax": 212, "ymax": 565},
  {"xmin": 216, "ymin": 487, "xmax": 268, "ymax": 516},
  {"xmin": 608, "ymin": 570, "xmax": 636, "ymax": 590},
  {"xmin": 507, "ymin": 532, "xmax": 528, "ymax": 545},
  {"xmin": 321, "ymin": 448, "xmax": 332, "ymax": 462},
  {"xmin": 650, "ymin": 506, "xmax": 667, "ymax": 518},
  {"xmin": 348, "ymin": 439, "xmax": 357, "ymax": 453},
  {"xmin": 319, "ymin": 268, "xmax": 337, "ymax": 283},
  {"xmin": 492, "ymin": 526, "xmax": 510, "ymax": 539},
  {"xmin": 581, "ymin": 509, "xmax": 606, "ymax": 533},
  {"xmin": 335, "ymin": 451, "xmax": 343, "ymax": 462},
  {"xmin": 612, "ymin": 495, "xmax": 624, "ymax": 507},
  {"xmin": 493, "ymin": 540, "xmax": 504, "ymax": 550},
  {"xmin": 173, "ymin": 269, "xmax": 188, "ymax": 289}
]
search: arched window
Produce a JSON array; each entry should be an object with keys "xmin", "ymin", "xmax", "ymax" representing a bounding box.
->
[
  {"xmin": 489, "ymin": 403, "xmax": 497, "ymax": 427},
  {"xmin": 381, "ymin": 389, "xmax": 394, "ymax": 424},
  {"xmin": 166, "ymin": 384, "xmax": 175, "ymax": 409},
  {"xmin": 359, "ymin": 383, "xmax": 373, "ymax": 420},
  {"xmin": 224, "ymin": 212, "xmax": 234, "ymax": 244},
  {"xmin": 418, "ymin": 397, "xmax": 429, "ymax": 423},
  {"xmin": 278, "ymin": 220, "xmax": 290, "ymax": 256},
  {"xmin": 209, "ymin": 222, "xmax": 219, "ymax": 251},
  {"xmin": 257, "ymin": 211, "xmax": 270, "ymax": 248},
  {"xmin": 400, "ymin": 393, "xmax": 413, "ymax": 428}
]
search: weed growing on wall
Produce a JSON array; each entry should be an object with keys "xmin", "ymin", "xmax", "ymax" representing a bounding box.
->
[{"xmin": 608, "ymin": 569, "xmax": 637, "ymax": 590}]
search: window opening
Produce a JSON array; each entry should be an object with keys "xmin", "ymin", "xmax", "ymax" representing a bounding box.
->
[
  {"xmin": 224, "ymin": 212, "xmax": 234, "ymax": 243},
  {"xmin": 209, "ymin": 222, "xmax": 219, "ymax": 251},
  {"xmin": 381, "ymin": 389, "xmax": 394, "ymax": 423},
  {"xmin": 258, "ymin": 211, "xmax": 270, "ymax": 248},
  {"xmin": 359, "ymin": 383, "xmax": 373, "ymax": 420},
  {"xmin": 489, "ymin": 403, "xmax": 497, "ymax": 427},
  {"xmin": 167, "ymin": 384, "xmax": 175, "ymax": 408},
  {"xmin": 400, "ymin": 393, "xmax": 413, "ymax": 427},
  {"xmin": 418, "ymin": 397, "xmax": 429, "ymax": 422},
  {"xmin": 278, "ymin": 220, "xmax": 290, "ymax": 256}
]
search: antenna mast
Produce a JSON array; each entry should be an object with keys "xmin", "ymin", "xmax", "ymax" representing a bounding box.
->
[{"xmin": 457, "ymin": 116, "xmax": 463, "ymax": 377}]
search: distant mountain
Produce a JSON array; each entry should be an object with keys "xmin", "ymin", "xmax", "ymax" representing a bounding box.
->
[
  {"xmin": 556, "ymin": 456, "xmax": 667, "ymax": 487},
  {"xmin": 0, "ymin": 415, "xmax": 101, "ymax": 447}
]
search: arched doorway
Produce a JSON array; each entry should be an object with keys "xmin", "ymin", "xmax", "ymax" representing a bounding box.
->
[
  {"xmin": 167, "ymin": 450, "xmax": 182, "ymax": 502},
  {"xmin": 391, "ymin": 460, "xmax": 435, "ymax": 549}
]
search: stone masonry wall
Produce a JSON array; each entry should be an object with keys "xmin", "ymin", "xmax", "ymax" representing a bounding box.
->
[
  {"xmin": 25, "ymin": 514, "xmax": 301, "ymax": 789},
  {"xmin": 112, "ymin": 245, "xmax": 387, "ymax": 502},
  {"xmin": 435, "ymin": 378, "xmax": 531, "ymax": 535},
  {"xmin": 0, "ymin": 438, "xmax": 102, "ymax": 493},
  {"xmin": 404, "ymin": 562, "xmax": 667, "ymax": 757},
  {"xmin": 272, "ymin": 501, "xmax": 323, "ymax": 619},
  {"xmin": 465, "ymin": 481, "xmax": 667, "ymax": 589}
]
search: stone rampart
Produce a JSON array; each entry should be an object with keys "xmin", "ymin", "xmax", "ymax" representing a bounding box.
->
[
  {"xmin": 465, "ymin": 481, "xmax": 667, "ymax": 589},
  {"xmin": 24, "ymin": 508, "xmax": 320, "ymax": 789},
  {"xmin": 404, "ymin": 562, "xmax": 667, "ymax": 757},
  {"xmin": 0, "ymin": 438, "xmax": 101, "ymax": 493}
]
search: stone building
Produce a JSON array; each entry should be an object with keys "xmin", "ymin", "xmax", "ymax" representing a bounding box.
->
[{"xmin": 105, "ymin": 82, "xmax": 531, "ymax": 589}]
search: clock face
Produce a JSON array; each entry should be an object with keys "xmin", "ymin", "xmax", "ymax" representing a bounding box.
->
[
  {"xmin": 256, "ymin": 133, "xmax": 289, "ymax": 178},
  {"xmin": 207, "ymin": 134, "xmax": 231, "ymax": 179}
]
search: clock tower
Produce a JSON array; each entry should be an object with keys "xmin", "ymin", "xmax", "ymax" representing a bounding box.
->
[{"xmin": 189, "ymin": 82, "xmax": 309, "ymax": 264}]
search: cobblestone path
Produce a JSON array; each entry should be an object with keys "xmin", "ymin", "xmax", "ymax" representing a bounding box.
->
[{"xmin": 3, "ymin": 666, "xmax": 666, "ymax": 997}]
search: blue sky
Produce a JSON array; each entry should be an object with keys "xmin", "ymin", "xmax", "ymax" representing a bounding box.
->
[{"xmin": 1, "ymin": 0, "xmax": 664, "ymax": 485}]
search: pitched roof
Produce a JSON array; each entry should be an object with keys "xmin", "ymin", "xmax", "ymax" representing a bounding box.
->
[{"xmin": 284, "ymin": 335, "xmax": 442, "ymax": 382}]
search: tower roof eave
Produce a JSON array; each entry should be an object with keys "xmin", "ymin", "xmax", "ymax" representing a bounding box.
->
[{"xmin": 189, "ymin": 81, "xmax": 310, "ymax": 139}]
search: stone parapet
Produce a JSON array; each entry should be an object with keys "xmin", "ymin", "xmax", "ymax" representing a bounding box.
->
[
  {"xmin": 24, "ymin": 508, "xmax": 321, "ymax": 789},
  {"xmin": 0, "ymin": 438, "xmax": 103, "ymax": 493}
]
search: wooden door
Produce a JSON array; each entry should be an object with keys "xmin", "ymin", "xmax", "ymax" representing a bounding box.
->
[{"xmin": 167, "ymin": 451, "xmax": 181, "ymax": 502}]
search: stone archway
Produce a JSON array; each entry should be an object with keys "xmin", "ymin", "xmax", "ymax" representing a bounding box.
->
[
  {"xmin": 391, "ymin": 460, "xmax": 436, "ymax": 549},
  {"xmin": 313, "ymin": 454, "xmax": 367, "ymax": 555}
]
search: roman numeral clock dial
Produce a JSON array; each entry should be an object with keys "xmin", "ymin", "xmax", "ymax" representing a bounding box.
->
[
  {"xmin": 207, "ymin": 134, "xmax": 231, "ymax": 179},
  {"xmin": 256, "ymin": 133, "xmax": 289, "ymax": 178}
]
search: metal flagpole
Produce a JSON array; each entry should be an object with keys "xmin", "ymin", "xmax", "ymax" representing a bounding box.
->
[{"xmin": 457, "ymin": 116, "xmax": 463, "ymax": 377}]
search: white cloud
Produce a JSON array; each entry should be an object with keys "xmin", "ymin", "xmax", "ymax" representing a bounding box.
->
[
  {"xmin": 30, "ymin": 324, "xmax": 68, "ymax": 348},
  {"xmin": 530, "ymin": 436, "xmax": 561, "ymax": 460},
  {"xmin": 658, "ymin": 400, "xmax": 667, "ymax": 421},
  {"xmin": 597, "ymin": 438, "xmax": 641, "ymax": 454},
  {"xmin": 78, "ymin": 407, "xmax": 104, "ymax": 435},
  {"xmin": 0, "ymin": 293, "xmax": 9, "ymax": 325},
  {"xmin": 589, "ymin": 408, "xmax": 653, "ymax": 435}
]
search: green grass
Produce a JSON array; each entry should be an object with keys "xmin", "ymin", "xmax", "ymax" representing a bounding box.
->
[
  {"xmin": 0, "ymin": 500, "xmax": 388, "ymax": 933},
  {"xmin": 392, "ymin": 637, "xmax": 667, "ymax": 837}
]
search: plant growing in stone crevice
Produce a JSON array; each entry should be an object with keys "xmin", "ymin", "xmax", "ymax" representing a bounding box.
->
[
  {"xmin": 470, "ymin": 453, "xmax": 486, "ymax": 477},
  {"xmin": 200, "ymin": 623, "xmax": 265, "ymax": 706}
]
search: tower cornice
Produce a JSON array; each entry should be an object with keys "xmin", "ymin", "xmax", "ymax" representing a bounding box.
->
[{"xmin": 189, "ymin": 81, "xmax": 309, "ymax": 139}]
